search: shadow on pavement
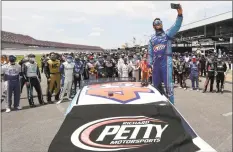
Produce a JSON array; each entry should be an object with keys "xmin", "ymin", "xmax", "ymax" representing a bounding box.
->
[{"xmin": 1, "ymin": 99, "xmax": 71, "ymax": 113}]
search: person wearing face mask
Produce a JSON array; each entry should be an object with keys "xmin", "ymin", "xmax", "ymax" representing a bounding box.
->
[
  {"xmin": 1, "ymin": 55, "xmax": 22, "ymax": 113},
  {"xmin": 119, "ymin": 58, "xmax": 131, "ymax": 79},
  {"xmin": 95, "ymin": 56, "xmax": 106, "ymax": 79},
  {"xmin": 131, "ymin": 54, "xmax": 140, "ymax": 82},
  {"xmin": 23, "ymin": 54, "xmax": 46, "ymax": 107},
  {"xmin": 203, "ymin": 54, "xmax": 216, "ymax": 93},
  {"xmin": 73, "ymin": 55, "xmax": 84, "ymax": 94},
  {"xmin": 189, "ymin": 56, "xmax": 199, "ymax": 91},
  {"xmin": 215, "ymin": 57, "xmax": 227, "ymax": 93},
  {"xmin": 148, "ymin": 5, "xmax": 183, "ymax": 104},
  {"xmin": 57, "ymin": 55, "xmax": 75, "ymax": 104},
  {"xmin": 44, "ymin": 52, "xmax": 61, "ymax": 103}
]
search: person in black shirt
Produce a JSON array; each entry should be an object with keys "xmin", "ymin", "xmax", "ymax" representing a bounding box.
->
[
  {"xmin": 215, "ymin": 57, "xmax": 227, "ymax": 93},
  {"xmin": 203, "ymin": 55, "xmax": 216, "ymax": 93},
  {"xmin": 199, "ymin": 55, "xmax": 206, "ymax": 77},
  {"xmin": 18, "ymin": 55, "xmax": 29, "ymax": 93}
]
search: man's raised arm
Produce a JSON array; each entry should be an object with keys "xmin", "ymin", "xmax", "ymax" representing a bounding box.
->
[{"xmin": 166, "ymin": 5, "xmax": 183, "ymax": 38}]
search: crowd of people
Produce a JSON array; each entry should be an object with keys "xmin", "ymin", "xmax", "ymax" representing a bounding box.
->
[{"xmin": 1, "ymin": 50, "xmax": 230, "ymax": 113}]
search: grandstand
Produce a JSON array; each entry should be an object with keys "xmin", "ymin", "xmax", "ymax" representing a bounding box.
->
[
  {"xmin": 1, "ymin": 31, "xmax": 104, "ymax": 54},
  {"xmin": 173, "ymin": 11, "xmax": 232, "ymax": 57}
]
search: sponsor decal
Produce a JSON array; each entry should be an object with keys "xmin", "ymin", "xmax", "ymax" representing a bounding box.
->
[
  {"xmin": 85, "ymin": 82, "xmax": 154, "ymax": 103},
  {"xmin": 153, "ymin": 44, "xmax": 166, "ymax": 52},
  {"xmin": 71, "ymin": 116, "xmax": 168, "ymax": 151}
]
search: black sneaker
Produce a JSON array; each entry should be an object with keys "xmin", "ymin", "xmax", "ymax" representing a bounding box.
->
[
  {"xmin": 47, "ymin": 101, "xmax": 54, "ymax": 104},
  {"xmin": 40, "ymin": 102, "xmax": 47, "ymax": 105},
  {"xmin": 30, "ymin": 104, "xmax": 36, "ymax": 108}
]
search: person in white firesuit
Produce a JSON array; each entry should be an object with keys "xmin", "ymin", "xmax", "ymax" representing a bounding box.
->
[
  {"xmin": 119, "ymin": 58, "xmax": 131, "ymax": 79},
  {"xmin": 131, "ymin": 54, "xmax": 140, "ymax": 81},
  {"xmin": 57, "ymin": 55, "xmax": 75, "ymax": 104},
  {"xmin": 117, "ymin": 54, "xmax": 125, "ymax": 77}
]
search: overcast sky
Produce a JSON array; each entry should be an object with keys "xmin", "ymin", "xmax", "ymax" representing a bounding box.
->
[{"xmin": 2, "ymin": 1, "xmax": 232, "ymax": 49}]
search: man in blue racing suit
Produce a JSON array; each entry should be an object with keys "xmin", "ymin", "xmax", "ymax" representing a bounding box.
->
[{"xmin": 148, "ymin": 5, "xmax": 183, "ymax": 104}]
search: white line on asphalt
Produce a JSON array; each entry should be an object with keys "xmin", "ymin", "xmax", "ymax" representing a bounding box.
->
[{"xmin": 222, "ymin": 112, "xmax": 232, "ymax": 117}]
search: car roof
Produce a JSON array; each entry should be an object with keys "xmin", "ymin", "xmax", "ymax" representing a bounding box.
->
[{"xmin": 76, "ymin": 82, "xmax": 168, "ymax": 106}]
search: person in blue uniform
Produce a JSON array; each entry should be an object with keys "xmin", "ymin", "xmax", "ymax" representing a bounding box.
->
[
  {"xmin": 73, "ymin": 55, "xmax": 84, "ymax": 94},
  {"xmin": 1, "ymin": 55, "xmax": 22, "ymax": 113},
  {"xmin": 190, "ymin": 56, "xmax": 199, "ymax": 91},
  {"xmin": 148, "ymin": 4, "xmax": 183, "ymax": 104}
]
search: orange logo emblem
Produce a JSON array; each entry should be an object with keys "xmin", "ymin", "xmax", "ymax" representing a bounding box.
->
[{"xmin": 86, "ymin": 82, "xmax": 154, "ymax": 103}]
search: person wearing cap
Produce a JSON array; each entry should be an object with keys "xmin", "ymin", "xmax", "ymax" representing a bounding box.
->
[
  {"xmin": 1, "ymin": 55, "xmax": 22, "ymax": 113},
  {"xmin": 190, "ymin": 56, "xmax": 199, "ymax": 91},
  {"xmin": 22, "ymin": 54, "xmax": 46, "ymax": 107},
  {"xmin": 148, "ymin": 4, "xmax": 183, "ymax": 104}
]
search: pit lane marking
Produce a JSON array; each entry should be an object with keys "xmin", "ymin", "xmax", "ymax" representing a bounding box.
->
[{"xmin": 222, "ymin": 112, "xmax": 232, "ymax": 117}]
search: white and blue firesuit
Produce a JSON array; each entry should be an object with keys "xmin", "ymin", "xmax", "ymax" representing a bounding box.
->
[
  {"xmin": 58, "ymin": 58, "xmax": 75, "ymax": 103},
  {"xmin": 1, "ymin": 62, "xmax": 21, "ymax": 108},
  {"xmin": 148, "ymin": 15, "xmax": 183, "ymax": 104}
]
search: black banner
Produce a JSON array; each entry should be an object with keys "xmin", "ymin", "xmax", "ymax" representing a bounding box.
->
[{"xmin": 48, "ymin": 104, "xmax": 200, "ymax": 152}]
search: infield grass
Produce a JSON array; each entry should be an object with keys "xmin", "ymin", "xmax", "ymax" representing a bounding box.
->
[{"xmin": 16, "ymin": 54, "xmax": 42, "ymax": 68}]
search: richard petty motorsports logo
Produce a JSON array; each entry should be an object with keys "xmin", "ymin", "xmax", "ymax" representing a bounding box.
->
[
  {"xmin": 85, "ymin": 82, "xmax": 154, "ymax": 103},
  {"xmin": 71, "ymin": 116, "xmax": 169, "ymax": 151}
]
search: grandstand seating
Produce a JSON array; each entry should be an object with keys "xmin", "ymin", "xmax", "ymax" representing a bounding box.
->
[{"xmin": 1, "ymin": 31, "xmax": 103, "ymax": 51}]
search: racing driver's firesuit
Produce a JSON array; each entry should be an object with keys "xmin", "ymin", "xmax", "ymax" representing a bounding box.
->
[
  {"xmin": 148, "ymin": 5, "xmax": 183, "ymax": 104},
  {"xmin": 44, "ymin": 52, "xmax": 61, "ymax": 103}
]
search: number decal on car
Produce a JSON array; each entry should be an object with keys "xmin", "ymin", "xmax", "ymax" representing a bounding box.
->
[{"xmin": 86, "ymin": 82, "xmax": 154, "ymax": 103}]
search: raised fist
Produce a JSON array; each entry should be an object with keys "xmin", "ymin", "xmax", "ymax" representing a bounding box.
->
[{"xmin": 177, "ymin": 4, "xmax": 183, "ymax": 15}]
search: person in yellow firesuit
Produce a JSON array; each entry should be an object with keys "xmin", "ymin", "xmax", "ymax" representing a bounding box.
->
[
  {"xmin": 140, "ymin": 56, "xmax": 150, "ymax": 86},
  {"xmin": 44, "ymin": 52, "xmax": 61, "ymax": 103}
]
